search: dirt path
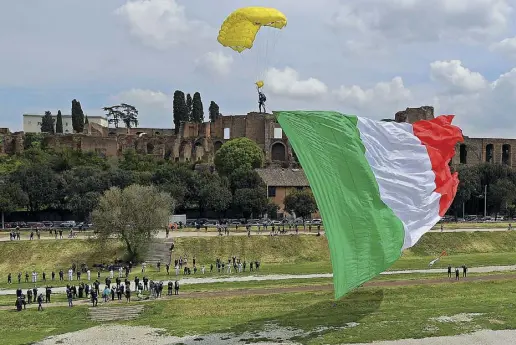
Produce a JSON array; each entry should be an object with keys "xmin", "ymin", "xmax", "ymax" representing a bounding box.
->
[
  {"xmin": 4, "ymin": 273, "xmax": 516, "ymax": 312},
  {"xmin": 0, "ymin": 227, "xmax": 511, "ymax": 242}
]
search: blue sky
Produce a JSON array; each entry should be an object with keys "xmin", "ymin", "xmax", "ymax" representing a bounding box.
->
[{"xmin": 1, "ymin": 0, "xmax": 516, "ymax": 137}]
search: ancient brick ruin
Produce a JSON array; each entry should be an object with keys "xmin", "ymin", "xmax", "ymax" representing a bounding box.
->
[
  {"xmin": 0, "ymin": 112, "xmax": 294, "ymax": 166},
  {"xmin": 1, "ymin": 107, "xmax": 513, "ymax": 169}
]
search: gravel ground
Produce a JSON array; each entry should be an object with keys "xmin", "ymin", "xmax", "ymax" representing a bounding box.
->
[
  {"xmin": 352, "ymin": 329, "xmax": 516, "ymax": 344},
  {"xmin": 33, "ymin": 325, "xmax": 516, "ymax": 345}
]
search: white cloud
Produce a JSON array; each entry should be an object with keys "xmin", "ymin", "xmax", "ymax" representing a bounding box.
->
[
  {"xmin": 430, "ymin": 60, "xmax": 488, "ymax": 94},
  {"xmin": 331, "ymin": 0, "xmax": 512, "ymax": 46},
  {"xmin": 490, "ymin": 36, "xmax": 516, "ymax": 59},
  {"xmin": 265, "ymin": 67, "xmax": 328, "ymax": 99},
  {"xmin": 110, "ymin": 89, "xmax": 172, "ymax": 127},
  {"xmin": 196, "ymin": 51, "xmax": 234, "ymax": 76},
  {"xmin": 334, "ymin": 77, "xmax": 412, "ymax": 108},
  {"xmin": 115, "ymin": 0, "xmax": 212, "ymax": 49}
]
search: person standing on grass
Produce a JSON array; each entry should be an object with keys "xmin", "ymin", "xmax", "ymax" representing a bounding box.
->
[
  {"xmin": 37, "ymin": 294, "xmax": 43, "ymax": 311},
  {"xmin": 45, "ymin": 286, "xmax": 51, "ymax": 303},
  {"xmin": 447, "ymin": 265, "xmax": 452, "ymax": 278},
  {"xmin": 126, "ymin": 288, "xmax": 131, "ymax": 302},
  {"xmin": 17, "ymin": 272, "xmax": 21, "ymax": 284},
  {"xmin": 455, "ymin": 267, "xmax": 460, "ymax": 280},
  {"xmin": 462, "ymin": 264, "xmax": 468, "ymax": 277},
  {"xmin": 91, "ymin": 290, "xmax": 98, "ymax": 307},
  {"xmin": 87, "ymin": 269, "xmax": 91, "ymax": 281},
  {"xmin": 67, "ymin": 290, "xmax": 73, "ymax": 307},
  {"xmin": 7, "ymin": 273, "xmax": 11, "ymax": 284},
  {"xmin": 174, "ymin": 280, "xmax": 179, "ymax": 295},
  {"xmin": 68, "ymin": 268, "xmax": 73, "ymax": 281}
]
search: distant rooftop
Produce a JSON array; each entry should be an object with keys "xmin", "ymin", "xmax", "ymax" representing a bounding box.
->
[
  {"xmin": 255, "ymin": 168, "xmax": 310, "ymax": 187},
  {"xmin": 23, "ymin": 113, "xmax": 107, "ymax": 119}
]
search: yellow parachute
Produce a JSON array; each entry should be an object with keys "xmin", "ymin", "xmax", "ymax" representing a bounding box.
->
[
  {"xmin": 217, "ymin": 7, "xmax": 287, "ymax": 53},
  {"xmin": 255, "ymin": 80, "xmax": 264, "ymax": 89}
]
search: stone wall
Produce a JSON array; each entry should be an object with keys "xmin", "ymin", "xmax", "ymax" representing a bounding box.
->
[
  {"xmin": 395, "ymin": 106, "xmax": 435, "ymax": 123},
  {"xmin": 452, "ymin": 137, "xmax": 516, "ymax": 167}
]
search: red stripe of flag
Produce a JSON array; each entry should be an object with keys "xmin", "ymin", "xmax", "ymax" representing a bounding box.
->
[{"xmin": 412, "ymin": 115, "xmax": 464, "ymax": 216}]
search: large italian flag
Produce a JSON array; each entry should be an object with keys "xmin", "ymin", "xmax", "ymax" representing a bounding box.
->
[{"xmin": 276, "ymin": 111, "xmax": 464, "ymax": 299}]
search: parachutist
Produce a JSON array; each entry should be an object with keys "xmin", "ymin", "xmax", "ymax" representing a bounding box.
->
[{"xmin": 258, "ymin": 90, "xmax": 267, "ymax": 113}]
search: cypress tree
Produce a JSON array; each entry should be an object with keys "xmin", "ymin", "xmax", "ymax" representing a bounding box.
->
[
  {"xmin": 41, "ymin": 111, "xmax": 55, "ymax": 134},
  {"xmin": 55, "ymin": 110, "xmax": 63, "ymax": 133},
  {"xmin": 173, "ymin": 90, "xmax": 188, "ymax": 134},
  {"xmin": 186, "ymin": 93, "xmax": 193, "ymax": 121},
  {"xmin": 209, "ymin": 101, "xmax": 220, "ymax": 122},
  {"xmin": 71, "ymin": 99, "xmax": 85, "ymax": 133},
  {"xmin": 191, "ymin": 92, "xmax": 204, "ymax": 123}
]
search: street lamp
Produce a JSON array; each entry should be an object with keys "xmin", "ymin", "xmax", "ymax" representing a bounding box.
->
[{"xmin": 477, "ymin": 185, "xmax": 488, "ymax": 218}]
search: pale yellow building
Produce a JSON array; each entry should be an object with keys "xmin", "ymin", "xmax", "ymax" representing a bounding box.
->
[{"xmin": 23, "ymin": 114, "xmax": 108, "ymax": 133}]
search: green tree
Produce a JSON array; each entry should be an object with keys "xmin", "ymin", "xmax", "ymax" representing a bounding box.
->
[
  {"xmin": 56, "ymin": 110, "xmax": 63, "ymax": 133},
  {"xmin": 488, "ymin": 178, "xmax": 516, "ymax": 217},
  {"xmin": 450, "ymin": 165, "xmax": 480, "ymax": 218},
  {"xmin": 233, "ymin": 187, "xmax": 267, "ymax": 219},
  {"xmin": 173, "ymin": 90, "xmax": 188, "ymax": 134},
  {"xmin": 71, "ymin": 99, "xmax": 85, "ymax": 133},
  {"xmin": 266, "ymin": 201, "xmax": 279, "ymax": 219},
  {"xmin": 41, "ymin": 111, "xmax": 55, "ymax": 134},
  {"xmin": 10, "ymin": 163, "xmax": 59, "ymax": 212},
  {"xmin": 229, "ymin": 169, "xmax": 264, "ymax": 193},
  {"xmin": 508, "ymin": 204, "xmax": 516, "ymax": 219},
  {"xmin": 209, "ymin": 101, "xmax": 220, "ymax": 122},
  {"xmin": 186, "ymin": 93, "xmax": 193, "ymax": 121},
  {"xmin": 214, "ymin": 138, "xmax": 264, "ymax": 176},
  {"xmin": 62, "ymin": 166, "xmax": 109, "ymax": 220},
  {"xmin": 284, "ymin": 189, "xmax": 317, "ymax": 219},
  {"xmin": 191, "ymin": 92, "xmax": 204, "ymax": 123},
  {"xmin": 0, "ymin": 181, "xmax": 27, "ymax": 228},
  {"xmin": 103, "ymin": 105, "xmax": 123, "ymax": 128},
  {"xmin": 197, "ymin": 171, "xmax": 231, "ymax": 215},
  {"xmin": 119, "ymin": 103, "xmax": 139, "ymax": 129},
  {"xmin": 92, "ymin": 184, "xmax": 173, "ymax": 261},
  {"xmin": 151, "ymin": 163, "xmax": 199, "ymax": 209}
]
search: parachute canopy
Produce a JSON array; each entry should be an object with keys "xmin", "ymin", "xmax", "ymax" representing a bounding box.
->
[
  {"xmin": 255, "ymin": 80, "xmax": 264, "ymax": 88},
  {"xmin": 217, "ymin": 7, "xmax": 287, "ymax": 53}
]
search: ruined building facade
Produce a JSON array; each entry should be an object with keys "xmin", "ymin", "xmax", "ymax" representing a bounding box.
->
[
  {"xmin": 2, "ymin": 106, "xmax": 515, "ymax": 169},
  {"xmin": 0, "ymin": 112, "xmax": 294, "ymax": 166},
  {"xmin": 394, "ymin": 106, "xmax": 516, "ymax": 168}
]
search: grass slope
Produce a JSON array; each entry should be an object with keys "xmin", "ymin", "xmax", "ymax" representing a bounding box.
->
[
  {"xmin": 0, "ymin": 232, "xmax": 516, "ymax": 290},
  {"xmin": 2, "ymin": 279, "xmax": 516, "ymax": 344}
]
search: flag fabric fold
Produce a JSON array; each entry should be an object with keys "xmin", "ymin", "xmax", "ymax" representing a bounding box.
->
[{"xmin": 276, "ymin": 111, "xmax": 463, "ymax": 299}]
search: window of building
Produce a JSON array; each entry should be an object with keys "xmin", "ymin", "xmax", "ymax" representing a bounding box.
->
[
  {"xmin": 223, "ymin": 128, "xmax": 230, "ymax": 139},
  {"xmin": 65, "ymin": 122, "xmax": 68, "ymax": 126},
  {"xmin": 268, "ymin": 186, "xmax": 276, "ymax": 197},
  {"xmin": 37, "ymin": 122, "xmax": 41, "ymax": 126},
  {"xmin": 296, "ymin": 186, "xmax": 303, "ymax": 191},
  {"xmin": 273, "ymin": 128, "xmax": 283, "ymax": 139},
  {"xmin": 28, "ymin": 121, "xmax": 32, "ymax": 125}
]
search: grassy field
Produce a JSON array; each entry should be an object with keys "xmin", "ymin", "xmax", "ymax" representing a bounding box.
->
[
  {"xmin": 436, "ymin": 222, "xmax": 511, "ymax": 229},
  {"xmin": 1, "ymin": 232, "xmax": 516, "ymax": 290},
  {"xmin": 1, "ymin": 279, "xmax": 516, "ymax": 344}
]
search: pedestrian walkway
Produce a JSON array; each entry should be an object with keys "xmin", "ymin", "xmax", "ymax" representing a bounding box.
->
[
  {"xmin": 89, "ymin": 305, "xmax": 145, "ymax": 321},
  {"xmin": 1, "ymin": 265, "xmax": 515, "ymax": 296}
]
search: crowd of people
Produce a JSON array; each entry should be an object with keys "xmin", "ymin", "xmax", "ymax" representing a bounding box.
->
[{"xmin": 10, "ymin": 253, "xmax": 264, "ymax": 311}]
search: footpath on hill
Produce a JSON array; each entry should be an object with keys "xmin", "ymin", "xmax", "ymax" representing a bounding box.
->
[{"xmin": 2, "ymin": 272, "xmax": 516, "ymax": 311}]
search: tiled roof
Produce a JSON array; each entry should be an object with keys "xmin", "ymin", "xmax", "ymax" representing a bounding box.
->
[{"xmin": 255, "ymin": 168, "xmax": 310, "ymax": 187}]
